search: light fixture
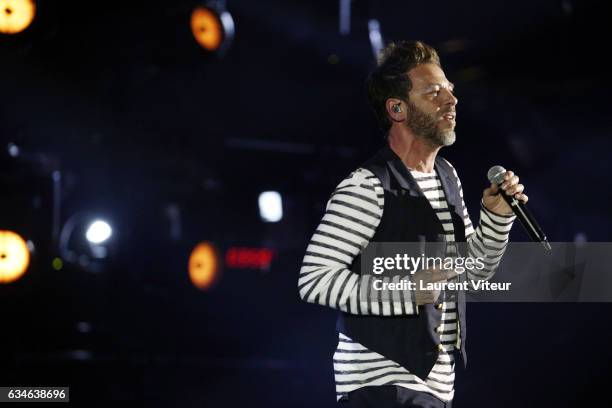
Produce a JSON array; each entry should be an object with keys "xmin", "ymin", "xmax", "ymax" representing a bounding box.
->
[
  {"xmin": 258, "ymin": 191, "xmax": 283, "ymax": 223},
  {"xmin": 339, "ymin": 0, "xmax": 351, "ymax": 35},
  {"xmin": 0, "ymin": 0, "xmax": 35, "ymax": 35},
  {"xmin": 0, "ymin": 229, "xmax": 30, "ymax": 283},
  {"xmin": 7, "ymin": 142, "xmax": 20, "ymax": 157},
  {"xmin": 225, "ymin": 247, "xmax": 275, "ymax": 270},
  {"xmin": 368, "ymin": 19, "xmax": 384, "ymax": 60},
  {"xmin": 190, "ymin": 2, "xmax": 234, "ymax": 54},
  {"xmin": 59, "ymin": 213, "xmax": 116, "ymax": 270},
  {"xmin": 85, "ymin": 220, "xmax": 112, "ymax": 244},
  {"xmin": 188, "ymin": 241, "xmax": 220, "ymax": 290}
]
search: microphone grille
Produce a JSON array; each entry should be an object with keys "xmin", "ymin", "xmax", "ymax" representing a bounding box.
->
[{"xmin": 487, "ymin": 165, "xmax": 506, "ymax": 184}]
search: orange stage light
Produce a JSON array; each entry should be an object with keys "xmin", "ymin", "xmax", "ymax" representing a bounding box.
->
[
  {"xmin": 191, "ymin": 6, "xmax": 223, "ymax": 51},
  {"xmin": 190, "ymin": 4, "xmax": 234, "ymax": 54},
  {"xmin": 188, "ymin": 241, "xmax": 220, "ymax": 290},
  {"xmin": 0, "ymin": 0, "xmax": 36, "ymax": 35},
  {"xmin": 0, "ymin": 230, "xmax": 30, "ymax": 283}
]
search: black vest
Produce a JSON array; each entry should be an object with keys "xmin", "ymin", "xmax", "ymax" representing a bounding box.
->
[{"xmin": 336, "ymin": 145, "xmax": 468, "ymax": 380}]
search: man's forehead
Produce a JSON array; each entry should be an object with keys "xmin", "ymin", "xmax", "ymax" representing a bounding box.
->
[{"xmin": 408, "ymin": 63, "xmax": 451, "ymax": 88}]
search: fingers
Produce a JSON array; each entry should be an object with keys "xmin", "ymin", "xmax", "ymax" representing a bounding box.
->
[
  {"xmin": 415, "ymin": 269, "xmax": 452, "ymax": 305},
  {"xmin": 505, "ymin": 183, "xmax": 524, "ymax": 196},
  {"xmin": 500, "ymin": 170, "xmax": 527, "ymax": 201},
  {"xmin": 419, "ymin": 290, "xmax": 432, "ymax": 299},
  {"xmin": 500, "ymin": 175, "xmax": 519, "ymax": 191},
  {"xmin": 428, "ymin": 269, "xmax": 449, "ymax": 283},
  {"xmin": 424, "ymin": 268, "xmax": 458, "ymax": 283},
  {"xmin": 445, "ymin": 269, "xmax": 458, "ymax": 281},
  {"xmin": 416, "ymin": 290, "xmax": 441, "ymax": 305},
  {"xmin": 511, "ymin": 193, "xmax": 528, "ymax": 203}
]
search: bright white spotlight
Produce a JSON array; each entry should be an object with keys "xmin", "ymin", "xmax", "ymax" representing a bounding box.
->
[
  {"xmin": 258, "ymin": 191, "xmax": 283, "ymax": 223},
  {"xmin": 85, "ymin": 220, "xmax": 112, "ymax": 244}
]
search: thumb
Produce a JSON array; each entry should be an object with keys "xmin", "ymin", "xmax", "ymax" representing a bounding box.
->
[
  {"xmin": 445, "ymin": 269, "xmax": 458, "ymax": 281},
  {"xmin": 484, "ymin": 182, "xmax": 499, "ymax": 197}
]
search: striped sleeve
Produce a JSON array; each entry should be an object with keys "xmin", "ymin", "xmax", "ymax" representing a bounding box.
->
[
  {"xmin": 298, "ymin": 168, "xmax": 418, "ymax": 315},
  {"xmin": 464, "ymin": 203, "xmax": 515, "ymax": 282},
  {"xmin": 443, "ymin": 159, "xmax": 515, "ymax": 283}
]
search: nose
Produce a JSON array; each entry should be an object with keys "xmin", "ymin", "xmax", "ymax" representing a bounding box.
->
[{"xmin": 441, "ymin": 88, "xmax": 458, "ymax": 107}]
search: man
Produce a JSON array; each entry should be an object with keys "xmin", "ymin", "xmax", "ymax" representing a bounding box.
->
[{"xmin": 298, "ymin": 41, "xmax": 528, "ymax": 407}]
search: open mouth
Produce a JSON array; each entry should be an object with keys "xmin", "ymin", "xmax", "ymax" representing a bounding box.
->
[{"xmin": 441, "ymin": 112, "xmax": 456, "ymax": 121}]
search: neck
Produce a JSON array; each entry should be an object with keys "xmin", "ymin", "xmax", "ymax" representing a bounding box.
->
[{"xmin": 387, "ymin": 125, "xmax": 440, "ymax": 173}]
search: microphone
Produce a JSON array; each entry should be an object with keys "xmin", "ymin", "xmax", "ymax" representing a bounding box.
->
[{"xmin": 487, "ymin": 165, "xmax": 551, "ymax": 251}]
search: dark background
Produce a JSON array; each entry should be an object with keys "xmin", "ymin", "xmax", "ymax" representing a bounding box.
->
[{"xmin": 1, "ymin": 0, "xmax": 611, "ymax": 406}]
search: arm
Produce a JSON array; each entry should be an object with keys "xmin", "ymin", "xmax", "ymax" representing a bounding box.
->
[
  {"xmin": 298, "ymin": 168, "xmax": 418, "ymax": 315},
  {"xmin": 465, "ymin": 202, "xmax": 515, "ymax": 282},
  {"xmin": 444, "ymin": 159, "xmax": 516, "ymax": 282}
]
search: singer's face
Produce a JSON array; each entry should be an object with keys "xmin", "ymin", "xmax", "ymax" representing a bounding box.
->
[{"xmin": 404, "ymin": 63, "xmax": 458, "ymax": 147}]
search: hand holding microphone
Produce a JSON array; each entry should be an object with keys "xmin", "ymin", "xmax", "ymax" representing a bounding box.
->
[
  {"xmin": 483, "ymin": 165, "xmax": 551, "ymax": 251},
  {"xmin": 482, "ymin": 168, "xmax": 527, "ymax": 214}
]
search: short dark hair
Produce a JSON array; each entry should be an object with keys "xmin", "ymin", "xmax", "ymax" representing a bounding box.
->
[{"xmin": 366, "ymin": 41, "xmax": 441, "ymax": 132}]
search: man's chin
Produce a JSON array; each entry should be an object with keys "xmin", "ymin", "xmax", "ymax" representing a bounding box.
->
[
  {"xmin": 429, "ymin": 131, "xmax": 456, "ymax": 147},
  {"xmin": 441, "ymin": 131, "xmax": 456, "ymax": 146},
  {"xmin": 415, "ymin": 128, "xmax": 456, "ymax": 147}
]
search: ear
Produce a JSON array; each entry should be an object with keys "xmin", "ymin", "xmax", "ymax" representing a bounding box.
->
[{"xmin": 385, "ymin": 98, "xmax": 404, "ymax": 123}]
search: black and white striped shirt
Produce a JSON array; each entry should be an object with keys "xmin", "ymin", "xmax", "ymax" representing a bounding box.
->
[{"xmin": 299, "ymin": 159, "xmax": 515, "ymax": 402}]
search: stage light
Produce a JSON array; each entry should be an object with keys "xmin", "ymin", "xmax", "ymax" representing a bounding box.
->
[
  {"xmin": 339, "ymin": 0, "xmax": 351, "ymax": 35},
  {"xmin": 59, "ymin": 213, "xmax": 116, "ymax": 271},
  {"xmin": 368, "ymin": 19, "xmax": 384, "ymax": 60},
  {"xmin": 0, "ymin": 0, "xmax": 35, "ymax": 35},
  {"xmin": 190, "ymin": 3, "xmax": 234, "ymax": 54},
  {"xmin": 85, "ymin": 220, "xmax": 112, "ymax": 244},
  {"xmin": 258, "ymin": 191, "xmax": 283, "ymax": 223},
  {"xmin": 188, "ymin": 242, "xmax": 220, "ymax": 290},
  {"xmin": 7, "ymin": 142, "xmax": 20, "ymax": 157},
  {"xmin": 225, "ymin": 247, "xmax": 275, "ymax": 270},
  {"xmin": 52, "ymin": 257, "xmax": 63, "ymax": 271},
  {"xmin": 0, "ymin": 230, "xmax": 30, "ymax": 284}
]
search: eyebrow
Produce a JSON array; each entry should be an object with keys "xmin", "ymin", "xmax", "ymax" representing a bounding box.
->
[{"xmin": 424, "ymin": 82, "xmax": 455, "ymax": 92}]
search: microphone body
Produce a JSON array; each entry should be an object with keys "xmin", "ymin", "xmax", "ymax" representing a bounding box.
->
[{"xmin": 487, "ymin": 166, "xmax": 551, "ymax": 251}]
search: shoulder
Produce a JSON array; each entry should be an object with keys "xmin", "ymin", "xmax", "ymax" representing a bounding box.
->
[
  {"xmin": 336, "ymin": 168, "xmax": 382, "ymax": 191},
  {"xmin": 330, "ymin": 168, "xmax": 384, "ymax": 209},
  {"xmin": 437, "ymin": 156, "xmax": 458, "ymax": 175},
  {"xmin": 436, "ymin": 156, "xmax": 467, "ymax": 201},
  {"xmin": 437, "ymin": 156, "xmax": 462, "ymax": 183},
  {"xmin": 343, "ymin": 168, "xmax": 381, "ymax": 187}
]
